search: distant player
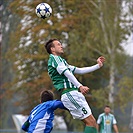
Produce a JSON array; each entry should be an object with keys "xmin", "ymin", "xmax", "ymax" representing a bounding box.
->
[
  {"xmin": 45, "ymin": 38, "xmax": 105, "ymax": 133},
  {"xmin": 97, "ymin": 105, "xmax": 119, "ymax": 133},
  {"xmin": 22, "ymin": 89, "xmax": 67, "ymax": 133}
]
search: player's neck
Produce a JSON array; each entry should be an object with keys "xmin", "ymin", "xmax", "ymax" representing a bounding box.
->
[{"xmin": 52, "ymin": 52, "xmax": 61, "ymax": 56}]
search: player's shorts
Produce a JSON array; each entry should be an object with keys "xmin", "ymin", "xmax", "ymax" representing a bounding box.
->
[{"xmin": 61, "ymin": 90, "xmax": 92, "ymax": 120}]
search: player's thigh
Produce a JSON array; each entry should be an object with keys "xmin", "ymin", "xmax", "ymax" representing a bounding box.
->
[
  {"xmin": 82, "ymin": 114, "xmax": 97, "ymax": 127},
  {"xmin": 61, "ymin": 90, "xmax": 92, "ymax": 119}
]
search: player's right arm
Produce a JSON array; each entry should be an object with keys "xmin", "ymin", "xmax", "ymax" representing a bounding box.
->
[
  {"xmin": 51, "ymin": 55, "xmax": 82, "ymax": 88},
  {"xmin": 97, "ymin": 114, "xmax": 102, "ymax": 132},
  {"xmin": 97, "ymin": 124, "xmax": 100, "ymax": 133},
  {"xmin": 113, "ymin": 124, "xmax": 119, "ymax": 133},
  {"xmin": 63, "ymin": 70, "xmax": 89, "ymax": 94},
  {"xmin": 52, "ymin": 55, "xmax": 89, "ymax": 94}
]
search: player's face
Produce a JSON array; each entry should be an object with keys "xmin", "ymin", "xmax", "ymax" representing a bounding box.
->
[
  {"xmin": 51, "ymin": 40, "xmax": 64, "ymax": 55},
  {"xmin": 104, "ymin": 107, "xmax": 111, "ymax": 114}
]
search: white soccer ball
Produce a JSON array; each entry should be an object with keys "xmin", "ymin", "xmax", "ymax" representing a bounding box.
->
[{"xmin": 35, "ymin": 3, "xmax": 52, "ymax": 19}]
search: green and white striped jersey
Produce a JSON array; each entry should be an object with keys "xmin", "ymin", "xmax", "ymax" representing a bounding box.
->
[
  {"xmin": 97, "ymin": 113, "xmax": 117, "ymax": 133},
  {"xmin": 47, "ymin": 54, "xmax": 77, "ymax": 91}
]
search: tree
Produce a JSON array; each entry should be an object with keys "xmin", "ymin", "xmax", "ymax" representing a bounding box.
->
[
  {"xmin": 82, "ymin": 0, "xmax": 133, "ymax": 108},
  {"xmin": 0, "ymin": 2, "xmax": 2, "ymax": 128},
  {"xmin": 91, "ymin": 54, "xmax": 133, "ymax": 131},
  {"xmin": 3, "ymin": 0, "xmax": 133, "ymax": 131},
  {"xmin": 5, "ymin": 0, "xmax": 90, "ymax": 131},
  {"xmin": 0, "ymin": 0, "xmax": 21, "ymax": 128}
]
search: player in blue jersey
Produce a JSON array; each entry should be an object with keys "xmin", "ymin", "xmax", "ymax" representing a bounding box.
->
[
  {"xmin": 22, "ymin": 89, "xmax": 67, "ymax": 133},
  {"xmin": 45, "ymin": 38, "xmax": 105, "ymax": 133},
  {"xmin": 97, "ymin": 106, "xmax": 119, "ymax": 133}
]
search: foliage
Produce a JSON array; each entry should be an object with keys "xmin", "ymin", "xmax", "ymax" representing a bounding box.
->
[
  {"xmin": 0, "ymin": 0, "xmax": 22, "ymax": 128},
  {"xmin": 83, "ymin": 0, "xmax": 133, "ymax": 106},
  {"xmin": 116, "ymin": 77, "xmax": 133, "ymax": 110},
  {"xmin": 1, "ymin": 0, "xmax": 133, "ymax": 131},
  {"xmin": 5, "ymin": 0, "xmax": 92, "ymax": 131}
]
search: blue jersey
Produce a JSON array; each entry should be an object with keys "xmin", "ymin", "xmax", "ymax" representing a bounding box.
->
[{"xmin": 22, "ymin": 100, "xmax": 65, "ymax": 133}]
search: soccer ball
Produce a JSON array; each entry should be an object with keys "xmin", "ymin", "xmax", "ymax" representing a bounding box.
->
[{"xmin": 35, "ymin": 3, "xmax": 52, "ymax": 19}]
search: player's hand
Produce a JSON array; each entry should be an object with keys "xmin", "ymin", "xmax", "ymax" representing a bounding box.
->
[
  {"xmin": 79, "ymin": 86, "xmax": 89, "ymax": 95},
  {"xmin": 97, "ymin": 56, "xmax": 105, "ymax": 67}
]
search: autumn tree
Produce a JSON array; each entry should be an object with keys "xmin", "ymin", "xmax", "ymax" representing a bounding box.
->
[
  {"xmin": 5, "ymin": 0, "xmax": 92, "ymax": 131},
  {"xmin": 0, "ymin": 0, "xmax": 21, "ymax": 128},
  {"xmin": 3, "ymin": 0, "xmax": 133, "ymax": 131},
  {"xmin": 81, "ymin": 0, "xmax": 132, "ymax": 107}
]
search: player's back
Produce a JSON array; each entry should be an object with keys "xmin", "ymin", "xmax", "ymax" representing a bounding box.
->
[{"xmin": 28, "ymin": 100, "xmax": 56, "ymax": 133}]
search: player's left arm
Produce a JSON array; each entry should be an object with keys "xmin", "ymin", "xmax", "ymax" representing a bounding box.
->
[
  {"xmin": 112, "ymin": 115, "xmax": 119, "ymax": 133},
  {"xmin": 74, "ymin": 56, "xmax": 105, "ymax": 74},
  {"xmin": 74, "ymin": 65, "xmax": 100, "ymax": 74},
  {"xmin": 52, "ymin": 100, "xmax": 68, "ymax": 110},
  {"xmin": 22, "ymin": 117, "xmax": 30, "ymax": 132},
  {"xmin": 97, "ymin": 56, "xmax": 105, "ymax": 67},
  {"xmin": 113, "ymin": 124, "xmax": 119, "ymax": 133}
]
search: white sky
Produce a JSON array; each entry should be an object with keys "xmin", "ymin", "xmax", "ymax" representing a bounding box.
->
[
  {"xmin": 121, "ymin": 1, "xmax": 133, "ymax": 56},
  {"xmin": 122, "ymin": 33, "xmax": 133, "ymax": 56}
]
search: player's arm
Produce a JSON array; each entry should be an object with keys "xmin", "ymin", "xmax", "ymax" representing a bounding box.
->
[
  {"xmin": 64, "ymin": 70, "xmax": 82, "ymax": 88},
  {"xmin": 22, "ymin": 117, "xmax": 30, "ymax": 132},
  {"xmin": 64, "ymin": 70, "xmax": 89, "ymax": 94},
  {"xmin": 97, "ymin": 56, "xmax": 105, "ymax": 67},
  {"xmin": 52, "ymin": 100, "xmax": 68, "ymax": 110},
  {"xmin": 74, "ymin": 64, "xmax": 100, "ymax": 74},
  {"xmin": 112, "ymin": 116, "xmax": 119, "ymax": 133},
  {"xmin": 74, "ymin": 56, "xmax": 105, "ymax": 74},
  {"xmin": 57, "ymin": 60, "xmax": 89, "ymax": 94},
  {"xmin": 56, "ymin": 61, "xmax": 83, "ymax": 89},
  {"xmin": 57, "ymin": 63, "xmax": 89, "ymax": 94},
  {"xmin": 113, "ymin": 124, "xmax": 119, "ymax": 133},
  {"xmin": 96, "ymin": 115, "xmax": 102, "ymax": 132},
  {"xmin": 97, "ymin": 124, "xmax": 100, "ymax": 133}
]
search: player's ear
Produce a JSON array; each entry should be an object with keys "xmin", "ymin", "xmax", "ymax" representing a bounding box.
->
[{"xmin": 51, "ymin": 47, "xmax": 55, "ymax": 52}]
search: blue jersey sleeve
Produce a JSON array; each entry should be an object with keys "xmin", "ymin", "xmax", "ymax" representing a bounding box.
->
[
  {"xmin": 52, "ymin": 100, "xmax": 67, "ymax": 110},
  {"xmin": 22, "ymin": 117, "xmax": 30, "ymax": 132}
]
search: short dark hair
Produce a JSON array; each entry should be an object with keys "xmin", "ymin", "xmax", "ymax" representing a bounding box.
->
[
  {"xmin": 104, "ymin": 105, "xmax": 111, "ymax": 109},
  {"xmin": 45, "ymin": 38, "xmax": 58, "ymax": 54},
  {"xmin": 40, "ymin": 90, "xmax": 54, "ymax": 103}
]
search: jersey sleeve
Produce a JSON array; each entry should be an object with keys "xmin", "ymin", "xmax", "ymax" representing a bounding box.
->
[
  {"xmin": 57, "ymin": 62, "xmax": 68, "ymax": 75},
  {"xmin": 112, "ymin": 115, "xmax": 117, "ymax": 124},
  {"xmin": 97, "ymin": 115, "xmax": 102, "ymax": 124},
  {"xmin": 74, "ymin": 64, "xmax": 100, "ymax": 74},
  {"xmin": 52, "ymin": 100, "xmax": 67, "ymax": 110},
  {"xmin": 64, "ymin": 70, "xmax": 82, "ymax": 88},
  {"xmin": 51, "ymin": 55, "xmax": 68, "ymax": 75},
  {"xmin": 68, "ymin": 65, "xmax": 76, "ymax": 73},
  {"xmin": 22, "ymin": 117, "xmax": 30, "ymax": 132}
]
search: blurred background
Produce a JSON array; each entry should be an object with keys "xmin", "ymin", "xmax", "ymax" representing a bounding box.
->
[{"xmin": 0, "ymin": 0, "xmax": 133, "ymax": 133}]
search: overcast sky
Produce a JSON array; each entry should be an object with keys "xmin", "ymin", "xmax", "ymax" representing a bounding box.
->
[
  {"xmin": 122, "ymin": 1, "xmax": 133, "ymax": 56},
  {"xmin": 122, "ymin": 33, "xmax": 133, "ymax": 56}
]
